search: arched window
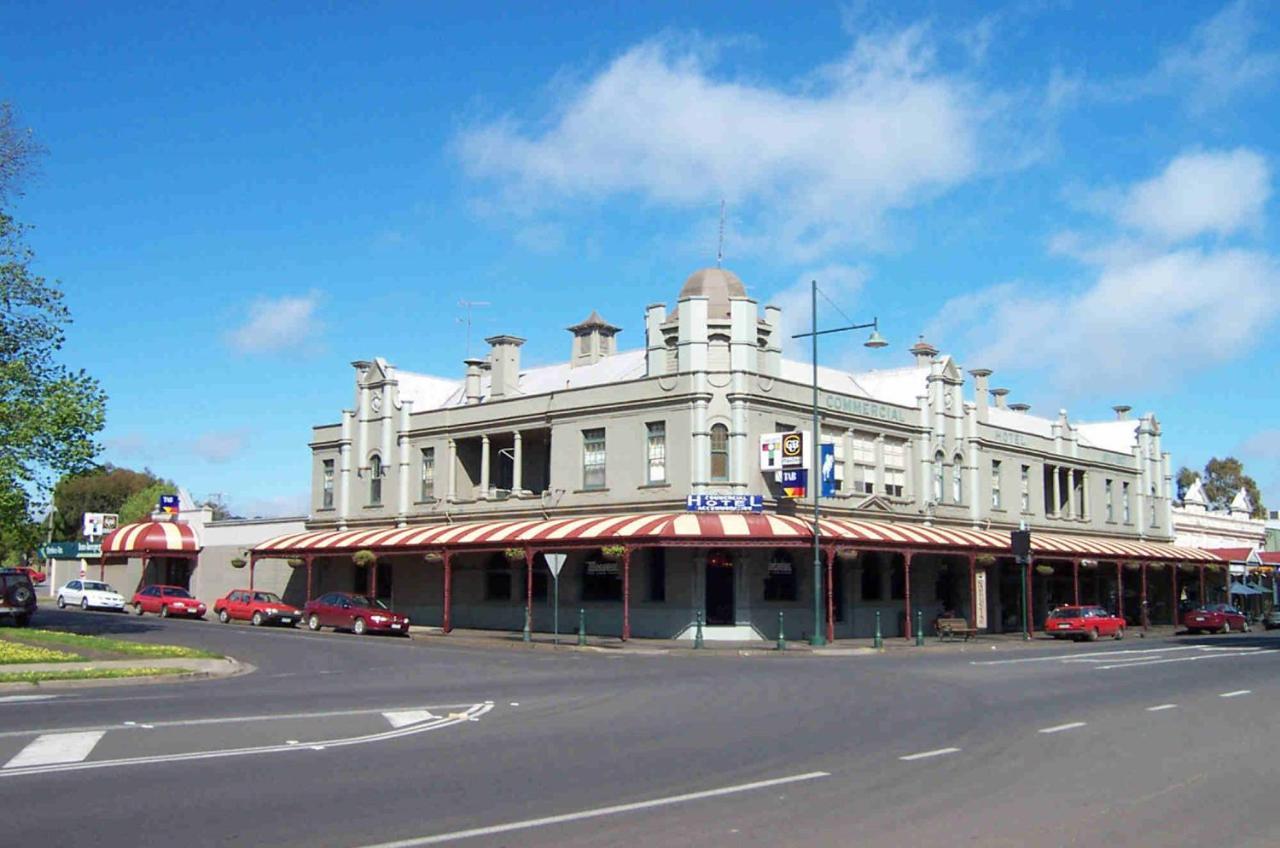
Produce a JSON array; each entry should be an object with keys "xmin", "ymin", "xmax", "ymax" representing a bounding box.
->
[
  {"xmin": 710, "ymin": 424, "xmax": 730, "ymax": 481},
  {"xmin": 933, "ymin": 452, "xmax": 945, "ymax": 502},
  {"xmin": 952, "ymin": 456, "xmax": 964, "ymax": 504},
  {"xmin": 369, "ymin": 454, "xmax": 383, "ymax": 506}
]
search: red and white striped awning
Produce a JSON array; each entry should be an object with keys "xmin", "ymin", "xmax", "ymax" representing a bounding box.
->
[
  {"xmin": 252, "ymin": 512, "xmax": 1220, "ymax": 562},
  {"xmin": 102, "ymin": 521, "xmax": 201, "ymax": 556}
]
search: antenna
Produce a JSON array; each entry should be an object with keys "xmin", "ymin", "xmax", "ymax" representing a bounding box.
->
[
  {"xmin": 457, "ymin": 299, "xmax": 491, "ymax": 357},
  {"xmin": 716, "ymin": 199, "xmax": 726, "ymax": 268}
]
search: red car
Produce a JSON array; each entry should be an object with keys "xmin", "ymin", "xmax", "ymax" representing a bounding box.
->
[
  {"xmin": 131, "ymin": 584, "xmax": 207, "ymax": 618},
  {"xmin": 214, "ymin": 589, "xmax": 301, "ymax": 627},
  {"xmin": 15, "ymin": 566, "xmax": 46, "ymax": 586},
  {"xmin": 1044, "ymin": 605, "xmax": 1126, "ymax": 641},
  {"xmin": 1183, "ymin": 603, "xmax": 1250, "ymax": 634},
  {"xmin": 302, "ymin": 592, "xmax": 410, "ymax": 636}
]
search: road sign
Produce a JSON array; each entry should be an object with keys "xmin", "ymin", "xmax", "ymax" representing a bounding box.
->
[
  {"xmin": 686, "ymin": 494, "xmax": 764, "ymax": 513},
  {"xmin": 543, "ymin": 553, "xmax": 568, "ymax": 646},
  {"xmin": 543, "ymin": 553, "xmax": 567, "ymax": 578},
  {"xmin": 40, "ymin": 542, "xmax": 101, "ymax": 560}
]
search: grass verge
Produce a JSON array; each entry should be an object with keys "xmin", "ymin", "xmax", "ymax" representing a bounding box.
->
[
  {"xmin": 0, "ymin": 641, "xmax": 83, "ymax": 664},
  {"xmin": 0, "ymin": 629, "xmax": 221, "ymax": 659},
  {"xmin": 0, "ymin": 667, "xmax": 189, "ymax": 684}
]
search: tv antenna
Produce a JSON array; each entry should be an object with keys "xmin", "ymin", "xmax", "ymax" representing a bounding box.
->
[
  {"xmin": 716, "ymin": 199, "xmax": 726, "ymax": 268},
  {"xmin": 457, "ymin": 299, "xmax": 491, "ymax": 357}
]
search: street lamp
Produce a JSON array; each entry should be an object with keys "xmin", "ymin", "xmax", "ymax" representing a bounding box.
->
[{"xmin": 793, "ymin": 279, "xmax": 887, "ymax": 646}]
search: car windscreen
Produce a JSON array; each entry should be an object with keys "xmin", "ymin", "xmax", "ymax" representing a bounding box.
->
[
  {"xmin": 252, "ymin": 592, "xmax": 283, "ymax": 603},
  {"xmin": 1050, "ymin": 609, "xmax": 1082, "ymax": 618},
  {"xmin": 83, "ymin": 582, "xmax": 112, "ymax": 592},
  {"xmin": 348, "ymin": 596, "xmax": 390, "ymax": 610},
  {"xmin": 164, "ymin": 588, "xmax": 193, "ymax": 598}
]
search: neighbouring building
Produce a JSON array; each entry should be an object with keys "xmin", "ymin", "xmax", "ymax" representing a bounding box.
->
[{"xmin": 241, "ymin": 267, "xmax": 1215, "ymax": 641}]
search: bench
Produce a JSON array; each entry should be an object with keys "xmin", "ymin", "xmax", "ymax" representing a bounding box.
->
[{"xmin": 935, "ymin": 616, "xmax": 977, "ymax": 642}]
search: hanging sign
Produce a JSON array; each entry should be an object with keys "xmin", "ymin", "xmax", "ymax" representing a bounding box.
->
[
  {"xmin": 780, "ymin": 469, "xmax": 808, "ymax": 499},
  {"xmin": 781, "ymin": 432, "xmax": 806, "ymax": 468},
  {"xmin": 819, "ymin": 443, "xmax": 836, "ymax": 497},
  {"xmin": 686, "ymin": 494, "xmax": 764, "ymax": 513},
  {"xmin": 975, "ymin": 570, "xmax": 988, "ymax": 630},
  {"xmin": 159, "ymin": 494, "xmax": 180, "ymax": 515}
]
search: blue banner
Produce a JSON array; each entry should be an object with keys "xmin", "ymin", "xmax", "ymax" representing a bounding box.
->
[
  {"xmin": 820, "ymin": 443, "xmax": 836, "ymax": 497},
  {"xmin": 686, "ymin": 494, "xmax": 765, "ymax": 513}
]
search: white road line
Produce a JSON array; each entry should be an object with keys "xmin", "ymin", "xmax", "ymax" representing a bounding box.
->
[
  {"xmin": 898, "ymin": 747, "xmax": 960, "ymax": 762},
  {"xmin": 1219, "ymin": 690, "xmax": 1252, "ymax": 698},
  {"xmin": 5, "ymin": 731, "xmax": 106, "ymax": 769},
  {"xmin": 970, "ymin": 646, "xmax": 1202, "ymax": 666},
  {"xmin": 1038, "ymin": 722, "xmax": 1087, "ymax": 734},
  {"xmin": 355, "ymin": 771, "xmax": 831, "ymax": 848},
  {"xmin": 1096, "ymin": 652, "xmax": 1270, "ymax": 670},
  {"xmin": 383, "ymin": 710, "xmax": 438, "ymax": 729},
  {"xmin": 1146, "ymin": 704, "xmax": 1178, "ymax": 712},
  {"xmin": 0, "ymin": 695, "xmax": 58, "ymax": 705}
]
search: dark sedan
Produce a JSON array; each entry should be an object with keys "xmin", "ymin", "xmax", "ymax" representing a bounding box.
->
[{"xmin": 302, "ymin": 592, "xmax": 410, "ymax": 636}]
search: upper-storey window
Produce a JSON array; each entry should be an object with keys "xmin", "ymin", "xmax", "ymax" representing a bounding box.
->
[
  {"xmin": 322, "ymin": 459, "xmax": 334, "ymax": 509},
  {"xmin": 933, "ymin": 452, "xmax": 945, "ymax": 502},
  {"xmin": 991, "ymin": 460, "xmax": 1002, "ymax": 509},
  {"xmin": 952, "ymin": 455, "xmax": 964, "ymax": 504},
  {"xmin": 1149, "ymin": 485, "xmax": 1159, "ymax": 527},
  {"xmin": 583, "ymin": 428, "xmax": 606, "ymax": 490},
  {"xmin": 883, "ymin": 440, "xmax": 905, "ymax": 498},
  {"xmin": 710, "ymin": 424, "xmax": 730, "ymax": 482},
  {"xmin": 646, "ymin": 422, "xmax": 666, "ymax": 484},
  {"xmin": 369, "ymin": 454, "xmax": 383, "ymax": 506},
  {"xmin": 851, "ymin": 434, "xmax": 875, "ymax": 495},
  {"xmin": 1122, "ymin": 481, "xmax": 1132, "ymax": 524},
  {"xmin": 1105, "ymin": 478, "xmax": 1115, "ymax": 522},
  {"xmin": 1020, "ymin": 465, "xmax": 1031, "ymax": 512},
  {"xmin": 420, "ymin": 448, "xmax": 435, "ymax": 500}
]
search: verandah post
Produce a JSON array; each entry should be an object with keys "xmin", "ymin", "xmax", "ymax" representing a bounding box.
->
[
  {"xmin": 524, "ymin": 548, "xmax": 534, "ymax": 642},
  {"xmin": 305, "ymin": 555, "xmax": 314, "ymax": 602},
  {"xmin": 903, "ymin": 550, "xmax": 914, "ymax": 641},
  {"xmin": 622, "ymin": 546, "xmax": 631, "ymax": 642},
  {"xmin": 249, "ymin": 555, "xmax": 256, "ymax": 592},
  {"xmin": 825, "ymin": 547, "xmax": 836, "ymax": 644},
  {"xmin": 1073, "ymin": 559, "xmax": 1080, "ymax": 606},
  {"xmin": 1116, "ymin": 560, "xmax": 1124, "ymax": 621},
  {"xmin": 967, "ymin": 553, "xmax": 976, "ymax": 630},
  {"xmin": 1141, "ymin": 562, "xmax": 1149, "ymax": 632},
  {"xmin": 442, "ymin": 551, "xmax": 452, "ymax": 634},
  {"xmin": 1171, "ymin": 562, "xmax": 1178, "ymax": 626}
]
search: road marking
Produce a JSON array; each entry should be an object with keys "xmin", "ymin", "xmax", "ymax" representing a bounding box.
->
[
  {"xmin": 383, "ymin": 710, "xmax": 438, "ymax": 729},
  {"xmin": 1038, "ymin": 722, "xmax": 1087, "ymax": 734},
  {"xmin": 1219, "ymin": 690, "xmax": 1252, "ymax": 698},
  {"xmin": 898, "ymin": 747, "xmax": 960, "ymax": 762},
  {"xmin": 5, "ymin": 731, "xmax": 106, "ymax": 769},
  {"xmin": 0, "ymin": 703, "xmax": 493, "ymax": 778},
  {"xmin": 1146, "ymin": 704, "xmax": 1178, "ymax": 712},
  {"xmin": 1096, "ymin": 652, "xmax": 1269, "ymax": 670},
  {"xmin": 355, "ymin": 771, "xmax": 831, "ymax": 848},
  {"xmin": 0, "ymin": 696, "xmax": 58, "ymax": 705},
  {"xmin": 970, "ymin": 646, "xmax": 1201, "ymax": 666}
]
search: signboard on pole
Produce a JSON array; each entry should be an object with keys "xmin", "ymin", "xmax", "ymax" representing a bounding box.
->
[
  {"xmin": 819, "ymin": 443, "xmax": 836, "ymax": 497},
  {"xmin": 82, "ymin": 512, "xmax": 118, "ymax": 539},
  {"xmin": 159, "ymin": 494, "xmax": 180, "ymax": 515},
  {"xmin": 40, "ymin": 541, "xmax": 101, "ymax": 560},
  {"xmin": 780, "ymin": 469, "xmax": 808, "ymax": 499},
  {"xmin": 543, "ymin": 553, "xmax": 567, "ymax": 579},
  {"xmin": 974, "ymin": 570, "xmax": 988, "ymax": 630},
  {"xmin": 544, "ymin": 553, "xmax": 567, "ymax": 646},
  {"xmin": 686, "ymin": 494, "xmax": 764, "ymax": 513}
]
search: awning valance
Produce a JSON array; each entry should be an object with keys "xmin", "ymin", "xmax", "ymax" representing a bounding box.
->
[
  {"xmin": 102, "ymin": 521, "xmax": 201, "ymax": 556},
  {"xmin": 252, "ymin": 513, "xmax": 1220, "ymax": 563}
]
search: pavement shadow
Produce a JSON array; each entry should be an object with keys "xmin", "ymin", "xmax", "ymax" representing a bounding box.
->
[{"xmin": 29, "ymin": 609, "xmax": 172, "ymax": 637}]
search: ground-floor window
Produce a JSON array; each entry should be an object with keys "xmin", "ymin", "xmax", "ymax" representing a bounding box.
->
[
  {"xmin": 861, "ymin": 560, "xmax": 882, "ymax": 600},
  {"xmin": 582, "ymin": 558, "xmax": 622, "ymax": 601},
  {"xmin": 891, "ymin": 561, "xmax": 906, "ymax": 600},
  {"xmin": 485, "ymin": 555, "xmax": 512, "ymax": 601},
  {"xmin": 764, "ymin": 550, "xmax": 797, "ymax": 601},
  {"xmin": 647, "ymin": 548, "xmax": 666, "ymax": 602}
]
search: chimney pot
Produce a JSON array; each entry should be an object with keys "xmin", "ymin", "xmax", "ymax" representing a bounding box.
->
[
  {"xmin": 484, "ymin": 335, "xmax": 525, "ymax": 399},
  {"xmin": 463, "ymin": 358, "xmax": 485, "ymax": 405},
  {"xmin": 1113, "ymin": 404, "xmax": 1131, "ymax": 421},
  {"xmin": 990, "ymin": 387, "xmax": 1010, "ymax": 409},
  {"xmin": 1009, "ymin": 402, "xmax": 1031, "ymax": 414}
]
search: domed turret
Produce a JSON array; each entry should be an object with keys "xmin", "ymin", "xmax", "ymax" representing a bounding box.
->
[{"xmin": 678, "ymin": 268, "xmax": 748, "ymax": 319}]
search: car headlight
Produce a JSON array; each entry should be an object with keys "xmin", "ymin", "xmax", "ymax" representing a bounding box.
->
[
  {"xmin": 265, "ymin": 608, "xmax": 278, "ymax": 615},
  {"xmin": 370, "ymin": 615, "xmax": 388, "ymax": 623}
]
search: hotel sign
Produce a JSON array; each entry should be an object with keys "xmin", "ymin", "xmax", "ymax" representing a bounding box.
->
[
  {"xmin": 686, "ymin": 494, "xmax": 765, "ymax": 513},
  {"xmin": 824, "ymin": 394, "xmax": 908, "ymax": 423}
]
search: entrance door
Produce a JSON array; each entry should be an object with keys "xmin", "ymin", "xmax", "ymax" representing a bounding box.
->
[{"xmin": 705, "ymin": 564, "xmax": 735, "ymax": 626}]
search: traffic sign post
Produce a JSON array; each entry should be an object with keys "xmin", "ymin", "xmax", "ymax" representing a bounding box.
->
[{"xmin": 544, "ymin": 553, "xmax": 567, "ymax": 645}]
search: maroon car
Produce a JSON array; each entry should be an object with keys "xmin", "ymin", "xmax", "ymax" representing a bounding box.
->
[
  {"xmin": 302, "ymin": 592, "xmax": 410, "ymax": 636},
  {"xmin": 1184, "ymin": 603, "xmax": 1250, "ymax": 634},
  {"xmin": 131, "ymin": 584, "xmax": 207, "ymax": 619}
]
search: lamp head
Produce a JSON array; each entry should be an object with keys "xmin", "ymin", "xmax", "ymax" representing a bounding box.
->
[{"xmin": 863, "ymin": 327, "xmax": 888, "ymax": 349}]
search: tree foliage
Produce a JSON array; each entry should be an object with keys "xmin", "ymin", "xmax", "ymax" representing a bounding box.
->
[
  {"xmin": 52, "ymin": 465, "xmax": 165, "ymax": 538},
  {"xmin": 1177, "ymin": 457, "xmax": 1266, "ymax": 519},
  {"xmin": 119, "ymin": 480, "xmax": 178, "ymax": 526},
  {"xmin": 0, "ymin": 102, "xmax": 106, "ymax": 561}
]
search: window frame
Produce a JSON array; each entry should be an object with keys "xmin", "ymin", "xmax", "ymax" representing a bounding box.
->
[
  {"xmin": 582, "ymin": 428, "xmax": 607, "ymax": 490},
  {"xmin": 369, "ymin": 454, "xmax": 384, "ymax": 506},
  {"xmin": 420, "ymin": 447, "xmax": 435, "ymax": 501},
  {"xmin": 322, "ymin": 459, "xmax": 335, "ymax": 509},
  {"xmin": 709, "ymin": 423, "xmax": 730, "ymax": 482},
  {"xmin": 645, "ymin": 421, "xmax": 667, "ymax": 485}
]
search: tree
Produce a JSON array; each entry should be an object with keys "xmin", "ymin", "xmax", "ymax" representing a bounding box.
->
[
  {"xmin": 1178, "ymin": 457, "xmax": 1265, "ymax": 518},
  {"xmin": 0, "ymin": 103, "xmax": 107, "ymax": 559},
  {"xmin": 51, "ymin": 465, "xmax": 165, "ymax": 538}
]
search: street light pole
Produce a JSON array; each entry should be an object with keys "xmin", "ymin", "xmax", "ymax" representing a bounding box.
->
[{"xmin": 793, "ymin": 279, "xmax": 887, "ymax": 647}]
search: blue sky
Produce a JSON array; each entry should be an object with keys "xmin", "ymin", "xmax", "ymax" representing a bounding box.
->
[{"xmin": 2, "ymin": 1, "xmax": 1278, "ymax": 517}]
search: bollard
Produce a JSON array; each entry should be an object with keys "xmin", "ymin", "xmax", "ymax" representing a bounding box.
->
[
  {"xmin": 873, "ymin": 611, "xmax": 883, "ymax": 649},
  {"xmin": 915, "ymin": 609, "xmax": 924, "ymax": 647},
  {"xmin": 776, "ymin": 611, "xmax": 786, "ymax": 651},
  {"xmin": 577, "ymin": 608, "xmax": 586, "ymax": 647},
  {"xmin": 694, "ymin": 610, "xmax": 704, "ymax": 650},
  {"xmin": 523, "ymin": 607, "xmax": 531, "ymax": 644}
]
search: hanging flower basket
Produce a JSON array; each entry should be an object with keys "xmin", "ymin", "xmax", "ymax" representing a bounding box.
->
[
  {"xmin": 1080, "ymin": 559, "xmax": 1098, "ymax": 569},
  {"xmin": 835, "ymin": 548, "xmax": 860, "ymax": 563},
  {"xmin": 599, "ymin": 544, "xmax": 626, "ymax": 561},
  {"xmin": 1034, "ymin": 564, "xmax": 1054, "ymax": 576},
  {"xmin": 503, "ymin": 547, "xmax": 525, "ymax": 563},
  {"xmin": 1148, "ymin": 562, "xmax": 1166, "ymax": 571},
  {"xmin": 230, "ymin": 557, "xmax": 247, "ymax": 570},
  {"xmin": 423, "ymin": 551, "xmax": 444, "ymax": 564},
  {"xmin": 1123, "ymin": 561, "xmax": 1141, "ymax": 571},
  {"xmin": 352, "ymin": 549, "xmax": 377, "ymax": 568},
  {"xmin": 286, "ymin": 557, "xmax": 305, "ymax": 568},
  {"xmin": 1179, "ymin": 562, "xmax": 1197, "ymax": 572},
  {"xmin": 976, "ymin": 554, "xmax": 997, "ymax": 567}
]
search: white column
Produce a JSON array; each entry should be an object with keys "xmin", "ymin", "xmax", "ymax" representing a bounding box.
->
[
  {"xmin": 1050, "ymin": 465, "xmax": 1060, "ymax": 517},
  {"xmin": 338, "ymin": 411, "xmax": 353, "ymax": 528},
  {"xmin": 447, "ymin": 438, "xmax": 457, "ymax": 502},
  {"xmin": 396, "ymin": 400, "xmax": 411, "ymax": 526},
  {"xmin": 512, "ymin": 431, "xmax": 523, "ymax": 494},
  {"xmin": 1066, "ymin": 467, "xmax": 1076, "ymax": 521},
  {"xmin": 480, "ymin": 435, "xmax": 491, "ymax": 499},
  {"xmin": 1080, "ymin": 471, "xmax": 1090, "ymax": 521}
]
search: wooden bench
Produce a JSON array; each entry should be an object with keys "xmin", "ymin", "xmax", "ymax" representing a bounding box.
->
[{"xmin": 935, "ymin": 617, "xmax": 977, "ymax": 642}]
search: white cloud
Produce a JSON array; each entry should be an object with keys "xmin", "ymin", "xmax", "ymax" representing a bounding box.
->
[
  {"xmin": 225, "ymin": 292, "xmax": 323, "ymax": 355},
  {"xmin": 1118, "ymin": 149, "xmax": 1270, "ymax": 242},
  {"xmin": 456, "ymin": 27, "xmax": 993, "ymax": 260},
  {"xmin": 766, "ymin": 265, "xmax": 869, "ymax": 358},
  {"xmin": 1154, "ymin": 0, "xmax": 1280, "ymax": 113},
  {"xmin": 190, "ymin": 430, "xmax": 250, "ymax": 464}
]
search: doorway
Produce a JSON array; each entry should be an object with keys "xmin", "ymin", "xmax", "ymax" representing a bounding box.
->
[{"xmin": 705, "ymin": 556, "xmax": 735, "ymax": 626}]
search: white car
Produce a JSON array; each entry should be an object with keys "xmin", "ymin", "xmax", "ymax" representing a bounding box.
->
[{"xmin": 57, "ymin": 579, "xmax": 127, "ymax": 611}]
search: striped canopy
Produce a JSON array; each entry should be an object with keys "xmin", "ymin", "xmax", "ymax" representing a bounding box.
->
[
  {"xmin": 252, "ymin": 512, "xmax": 1219, "ymax": 563},
  {"xmin": 102, "ymin": 521, "xmax": 201, "ymax": 556}
]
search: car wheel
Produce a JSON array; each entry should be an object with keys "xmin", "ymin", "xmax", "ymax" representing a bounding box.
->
[
  {"xmin": 1243, "ymin": 622, "xmax": 1252, "ymax": 633},
  {"xmin": 1086, "ymin": 628, "xmax": 1099, "ymax": 642},
  {"xmin": 134, "ymin": 603, "xmax": 144, "ymax": 616},
  {"xmin": 251, "ymin": 611, "xmax": 264, "ymax": 627},
  {"xmin": 307, "ymin": 613, "xmax": 321, "ymax": 631},
  {"xmin": 1222, "ymin": 622, "xmax": 1230, "ymax": 634},
  {"xmin": 80, "ymin": 597, "xmax": 89, "ymax": 610},
  {"xmin": 56, "ymin": 595, "xmax": 66, "ymax": 609},
  {"xmin": 218, "ymin": 609, "xmax": 230, "ymax": 624},
  {"xmin": 353, "ymin": 617, "xmax": 367, "ymax": 636},
  {"xmin": 159, "ymin": 605, "xmax": 169, "ymax": 618},
  {"xmin": 1115, "ymin": 627, "xmax": 1125, "ymax": 640}
]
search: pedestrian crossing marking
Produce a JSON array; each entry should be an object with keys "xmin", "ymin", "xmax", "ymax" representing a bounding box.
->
[
  {"xmin": 382, "ymin": 710, "xmax": 439, "ymax": 729},
  {"xmin": 5, "ymin": 731, "xmax": 106, "ymax": 769}
]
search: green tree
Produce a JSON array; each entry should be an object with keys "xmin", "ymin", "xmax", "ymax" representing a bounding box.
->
[
  {"xmin": 119, "ymin": 480, "xmax": 178, "ymax": 525},
  {"xmin": 1199, "ymin": 456, "xmax": 1266, "ymax": 519},
  {"xmin": 51, "ymin": 465, "xmax": 164, "ymax": 538},
  {"xmin": 0, "ymin": 103, "xmax": 106, "ymax": 560},
  {"xmin": 1175, "ymin": 466, "xmax": 1200, "ymax": 500}
]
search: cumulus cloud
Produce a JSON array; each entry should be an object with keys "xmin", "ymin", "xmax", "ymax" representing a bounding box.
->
[
  {"xmin": 455, "ymin": 27, "xmax": 994, "ymax": 259},
  {"xmin": 190, "ymin": 430, "xmax": 250, "ymax": 464},
  {"xmin": 1117, "ymin": 149, "xmax": 1270, "ymax": 242},
  {"xmin": 225, "ymin": 292, "xmax": 324, "ymax": 355},
  {"xmin": 1154, "ymin": 0, "xmax": 1280, "ymax": 113}
]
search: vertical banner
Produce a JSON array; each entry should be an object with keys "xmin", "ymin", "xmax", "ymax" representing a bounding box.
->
[
  {"xmin": 975, "ymin": 570, "xmax": 988, "ymax": 630},
  {"xmin": 819, "ymin": 443, "xmax": 836, "ymax": 497}
]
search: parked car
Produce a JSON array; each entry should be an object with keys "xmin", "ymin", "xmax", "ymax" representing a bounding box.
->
[
  {"xmin": 1264, "ymin": 610, "xmax": 1280, "ymax": 630},
  {"xmin": 302, "ymin": 592, "xmax": 410, "ymax": 636},
  {"xmin": 0, "ymin": 568, "xmax": 36, "ymax": 627},
  {"xmin": 131, "ymin": 585, "xmax": 207, "ymax": 619},
  {"xmin": 214, "ymin": 589, "xmax": 301, "ymax": 627},
  {"xmin": 14, "ymin": 566, "xmax": 46, "ymax": 586},
  {"xmin": 56, "ymin": 579, "xmax": 126, "ymax": 611},
  {"xmin": 1044, "ymin": 605, "xmax": 1126, "ymax": 641},
  {"xmin": 1183, "ymin": 603, "xmax": 1250, "ymax": 634}
]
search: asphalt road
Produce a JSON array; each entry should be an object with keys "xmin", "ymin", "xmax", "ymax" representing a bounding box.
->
[{"xmin": 4, "ymin": 609, "xmax": 1279, "ymax": 848}]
